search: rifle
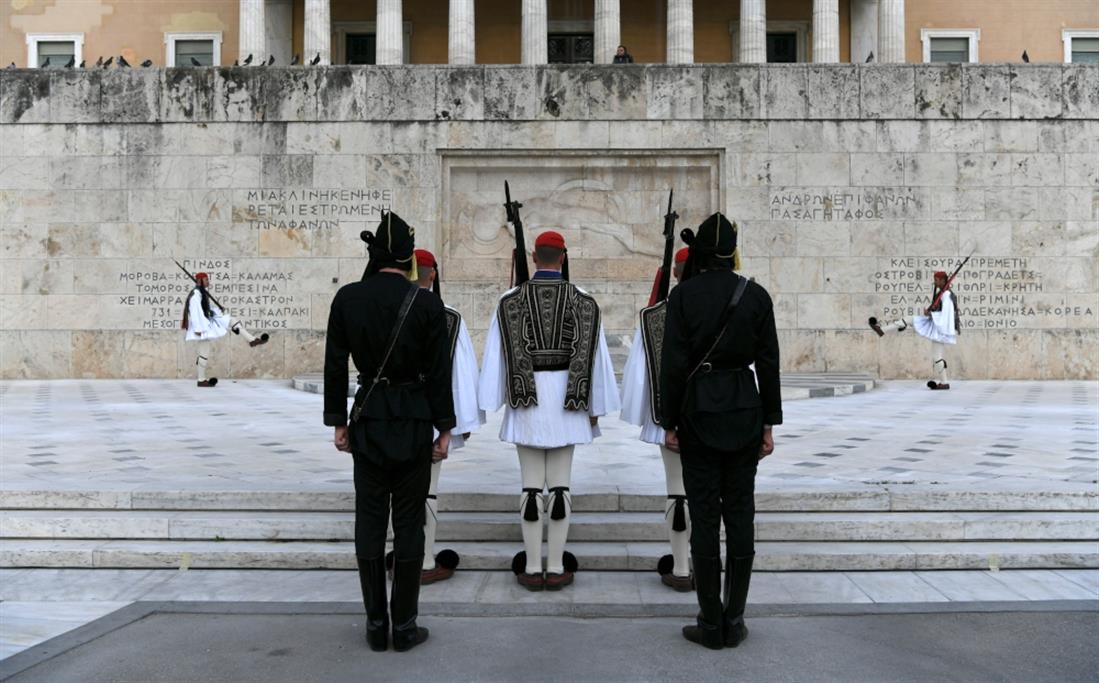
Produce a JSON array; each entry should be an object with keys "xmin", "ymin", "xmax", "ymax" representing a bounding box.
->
[
  {"xmin": 928, "ymin": 248, "xmax": 975, "ymax": 312},
  {"xmin": 652, "ymin": 189, "xmax": 678, "ymax": 305},
  {"xmin": 173, "ymin": 259, "xmax": 228, "ymax": 312},
  {"xmin": 504, "ymin": 181, "xmax": 530, "ymax": 286}
]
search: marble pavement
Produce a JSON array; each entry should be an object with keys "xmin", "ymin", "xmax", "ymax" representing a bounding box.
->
[{"xmin": 1, "ymin": 378, "xmax": 1097, "ymax": 658}]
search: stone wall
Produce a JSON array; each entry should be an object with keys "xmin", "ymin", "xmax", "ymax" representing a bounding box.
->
[{"xmin": 1, "ymin": 64, "xmax": 1096, "ymax": 380}]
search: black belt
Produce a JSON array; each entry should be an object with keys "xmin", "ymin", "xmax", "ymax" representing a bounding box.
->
[{"xmin": 697, "ymin": 363, "xmax": 751, "ymax": 374}]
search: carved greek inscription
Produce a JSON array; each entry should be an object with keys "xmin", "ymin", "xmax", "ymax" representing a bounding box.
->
[
  {"xmin": 769, "ymin": 189, "xmax": 922, "ymax": 221},
  {"xmin": 873, "ymin": 257, "xmax": 1092, "ymax": 329},
  {"xmin": 234, "ymin": 189, "xmax": 393, "ymax": 229},
  {"xmin": 117, "ymin": 259, "xmax": 308, "ymax": 330}
]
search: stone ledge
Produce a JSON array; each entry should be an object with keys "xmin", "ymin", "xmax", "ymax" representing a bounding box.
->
[{"xmin": 3, "ymin": 65, "xmax": 1096, "ymax": 126}]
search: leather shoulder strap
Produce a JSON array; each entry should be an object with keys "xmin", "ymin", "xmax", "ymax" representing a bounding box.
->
[
  {"xmin": 685, "ymin": 274, "xmax": 748, "ymax": 383},
  {"xmin": 351, "ymin": 284, "xmax": 419, "ymax": 422}
]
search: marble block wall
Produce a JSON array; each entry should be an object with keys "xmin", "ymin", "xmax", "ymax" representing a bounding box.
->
[{"xmin": 0, "ymin": 64, "xmax": 1096, "ymax": 380}]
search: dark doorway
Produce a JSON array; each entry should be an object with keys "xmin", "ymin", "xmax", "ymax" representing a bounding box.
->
[
  {"xmin": 548, "ymin": 33, "xmax": 594, "ymax": 63},
  {"xmin": 346, "ymin": 33, "xmax": 376, "ymax": 65},
  {"xmin": 767, "ymin": 32, "xmax": 798, "ymax": 63}
]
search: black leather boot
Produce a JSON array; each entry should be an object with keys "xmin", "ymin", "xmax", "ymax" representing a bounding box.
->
[
  {"xmin": 682, "ymin": 555, "xmax": 724, "ymax": 650},
  {"xmin": 356, "ymin": 556, "xmax": 388, "ymax": 652},
  {"xmin": 391, "ymin": 556, "xmax": 430, "ymax": 652},
  {"xmin": 722, "ymin": 554, "xmax": 754, "ymax": 648}
]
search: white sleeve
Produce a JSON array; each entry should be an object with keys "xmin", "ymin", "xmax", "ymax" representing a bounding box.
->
[
  {"xmin": 453, "ymin": 317, "xmax": 486, "ymax": 434},
  {"xmin": 186, "ymin": 291, "xmax": 211, "ymax": 335},
  {"xmin": 477, "ymin": 307, "xmax": 507, "ymax": 413},
  {"xmin": 932, "ymin": 291, "xmax": 955, "ymax": 335},
  {"xmin": 619, "ymin": 327, "xmax": 649, "ymax": 427},
  {"xmin": 589, "ymin": 323, "xmax": 621, "ymax": 418}
]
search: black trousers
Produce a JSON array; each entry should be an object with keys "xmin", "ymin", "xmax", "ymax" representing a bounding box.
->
[
  {"xmin": 352, "ymin": 448, "xmax": 432, "ymax": 561},
  {"xmin": 679, "ymin": 433, "xmax": 760, "ymax": 559}
]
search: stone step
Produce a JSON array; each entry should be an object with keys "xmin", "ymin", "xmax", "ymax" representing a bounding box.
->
[
  {"xmin": 2, "ymin": 510, "xmax": 1096, "ymax": 543},
  {"xmin": 4, "ymin": 485, "xmax": 1095, "ymax": 512},
  {"xmin": 2, "ymin": 539, "xmax": 1096, "ymax": 572}
]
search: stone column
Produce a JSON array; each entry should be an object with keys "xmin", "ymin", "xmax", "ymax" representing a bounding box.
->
[
  {"xmin": 594, "ymin": 0, "xmax": 621, "ymax": 64},
  {"xmin": 376, "ymin": 0, "xmax": 403, "ymax": 65},
  {"xmin": 238, "ymin": 0, "xmax": 266, "ymax": 63},
  {"xmin": 850, "ymin": 0, "xmax": 878, "ymax": 64},
  {"xmin": 521, "ymin": 0, "xmax": 547, "ymax": 64},
  {"xmin": 878, "ymin": 0, "xmax": 905, "ymax": 63},
  {"xmin": 812, "ymin": 0, "xmax": 839, "ymax": 62},
  {"xmin": 738, "ymin": 0, "xmax": 766, "ymax": 64},
  {"xmin": 666, "ymin": 0, "xmax": 694, "ymax": 64},
  {"xmin": 304, "ymin": 0, "xmax": 331, "ymax": 65},
  {"xmin": 448, "ymin": 0, "xmax": 476, "ymax": 64}
]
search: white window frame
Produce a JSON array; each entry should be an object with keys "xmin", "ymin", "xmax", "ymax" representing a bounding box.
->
[
  {"xmin": 921, "ymin": 28, "xmax": 980, "ymax": 64},
  {"xmin": 164, "ymin": 31, "xmax": 223, "ymax": 67},
  {"xmin": 25, "ymin": 32, "xmax": 84, "ymax": 69},
  {"xmin": 332, "ymin": 21, "xmax": 413, "ymax": 64},
  {"xmin": 729, "ymin": 20, "xmax": 810, "ymax": 63},
  {"xmin": 1062, "ymin": 29, "xmax": 1099, "ymax": 63}
]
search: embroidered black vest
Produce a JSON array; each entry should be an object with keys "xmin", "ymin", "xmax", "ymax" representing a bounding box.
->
[
  {"xmin": 497, "ymin": 279, "xmax": 600, "ymax": 411},
  {"xmin": 443, "ymin": 306, "xmax": 461, "ymax": 360},
  {"xmin": 639, "ymin": 301, "xmax": 667, "ymax": 425}
]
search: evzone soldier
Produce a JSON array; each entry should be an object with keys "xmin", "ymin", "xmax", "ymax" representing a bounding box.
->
[
  {"xmin": 660, "ymin": 213, "xmax": 782, "ymax": 650},
  {"xmin": 622, "ymin": 228, "xmax": 696, "ymax": 591},
  {"xmin": 180, "ymin": 271, "xmax": 268, "ymax": 387},
  {"xmin": 478, "ymin": 229, "xmax": 620, "ymax": 591},
  {"xmin": 413, "ymin": 248, "xmax": 485, "ymax": 584},
  {"xmin": 324, "ymin": 212, "xmax": 455, "ymax": 652},
  {"xmin": 869, "ymin": 270, "xmax": 960, "ymax": 390}
]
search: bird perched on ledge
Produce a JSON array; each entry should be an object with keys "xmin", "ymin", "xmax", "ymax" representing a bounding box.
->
[
  {"xmin": 140, "ymin": 59, "xmax": 153, "ymax": 68},
  {"xmin": 190, "ymin": 57, "xmax": 202, "ymax": 66},
  {"xmin": 310, "ymin": 53, "xmax": 321, "ymax": 65},
  {"xmin": 291, "ymin": 54, "xmax": 301, "ymax": 65},
  {"xmin": 118, "ymin": 55, "xmax": 130, "ymax": 68}
]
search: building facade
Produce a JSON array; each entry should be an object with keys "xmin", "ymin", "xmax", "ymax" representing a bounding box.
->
[{"xmin": 3, "ymin": 0, "xmax": 1099, "ymax": 69}]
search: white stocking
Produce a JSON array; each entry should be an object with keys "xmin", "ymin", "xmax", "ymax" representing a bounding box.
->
[
  {"xmin": 422, "ymin": 460, "xmax": 442, "ymax": 571},
  {"xmin": 661, "ymin": 446, "xmax": 691, "ymax": 578},
  {"xmin": 545, "ymin": 445, "xmax": 574, "ymax": 575},
  {"xmin": 881, "ymin": 318, "xmax": 908, "ymax": 334},
  {"xmin": 195, "ymin": 353, "xmax": 208, "ymax": 381},
  {"xmin": 517, "ymin": 446, "xmax": 546, "ymax": 575},
  {"xmin": 230, "ymin": 320, "xmax": 258, "ymax": 343},
  {"xmin": 932, "ymin": 342, "xmax": 948, "ymax": 384}
]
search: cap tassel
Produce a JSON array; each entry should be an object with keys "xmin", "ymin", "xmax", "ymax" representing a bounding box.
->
[{"xmin": 561, "ymin": 253, "xmax": 570, "ymax": 282}]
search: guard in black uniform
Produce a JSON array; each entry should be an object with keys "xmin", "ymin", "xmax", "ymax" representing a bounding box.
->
[
  {"xmin": 659, "ymin": 213, "xmax": 782, "ymax": 650},
  {"xmin": 324, "ymin": 211, "xmax": 455, "ymax": 653}
]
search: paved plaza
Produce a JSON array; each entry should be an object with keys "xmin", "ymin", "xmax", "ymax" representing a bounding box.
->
[
  {"xmin": 1, "ymin": 378, "xmax": 1096, "ymax": 676},
  {"xmin": 1, "ymin": 378, "xmax": 1095, "ymax": 495},
  {"xmin": 3, "ymin": 605, "xmax": 1098, "ymax": 683}
]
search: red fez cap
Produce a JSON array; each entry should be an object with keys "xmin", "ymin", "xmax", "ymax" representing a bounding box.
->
[
  {"xmin": 535, "ymin": 231, "xmax": 566, "ymax": 250},
  {"xmin": 195, "ymin": 272, "xmax": 209, "ymax": 280},
  {"xmin": 674, "ymin": 247, "xmax": 689, "ymax": 264},
  {"xmin": 414, "ymin": 249, "xmax": 436, "ymax": 269},
  {"xmin": 934, "ymin": 270, "xmax": 948, "ymax": 280}
]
